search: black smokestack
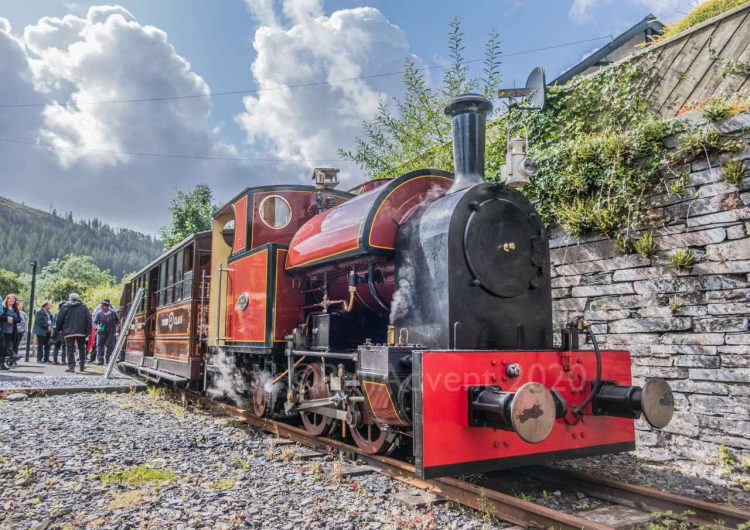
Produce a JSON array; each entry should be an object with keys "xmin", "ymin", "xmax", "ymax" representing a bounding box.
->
[{"xmin": 444, "ymin": 93, "xmax": 493, "ymax": 192}]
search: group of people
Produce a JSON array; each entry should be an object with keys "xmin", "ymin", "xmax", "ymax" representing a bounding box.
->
[{"xmin": 0, "ymin": 292, "xmax": 120, "ymax": 373}]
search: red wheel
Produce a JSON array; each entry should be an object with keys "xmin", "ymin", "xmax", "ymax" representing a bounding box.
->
[
  {"xmin": 299, "ymin": 363, "xmax": 332, "ymax": 436},
  {"xmin": 350, "ymin": 390, "xmax": 394, "ymax": 454},
  {"xmin": 250, "ymin": 373, "xmax": 271, "ymax": 418}
]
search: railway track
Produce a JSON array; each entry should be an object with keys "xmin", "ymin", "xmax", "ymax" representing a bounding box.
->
[{"xmin": 167, "ymin": 386, "xmax": 749, "ymax": 530}]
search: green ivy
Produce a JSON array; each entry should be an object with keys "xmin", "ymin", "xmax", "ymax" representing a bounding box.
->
[
  {"xmin": 486, "ymin": 58, "xmax": 743, "ymax": 245},
  {"xmin": 342, "ymin": 20, "xmax": 745, "ymax": 250}
]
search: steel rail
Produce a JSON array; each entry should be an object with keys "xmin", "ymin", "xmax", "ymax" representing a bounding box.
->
[
  {"xmin": 167, "ymin": 386, "xmax": 749, "ymax": 530},
  {"xmin": 516, "ymin": 466, "xmax": 750, "ymax": 529},
  {"xmin": 179, "ymin": 390, "xmax": 612, "ymax": 530}
]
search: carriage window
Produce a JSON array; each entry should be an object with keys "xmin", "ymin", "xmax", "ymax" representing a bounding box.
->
[
  {"xmin": 173, "ymin": 251, "xmax": 184, "ymax": 301},
  {"xmin": 158, "ymin": 262, "xmax": 167, "ymax": 306},
  {"xmin": 182, "ymin": 270, "xmax": 193, "ymax": 300},
  {"xmin": 165, "ymin": 257, "xmax": 174, "ymax": 305},
  {"xmin": 259, "ymin": 195, "xmax": 292, "ymax": 229},
  {"xmin": 222, "ymin": 219, "xmax": 235, "ymax": 247}
]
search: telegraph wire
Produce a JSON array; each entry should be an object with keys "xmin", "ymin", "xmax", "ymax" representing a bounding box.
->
[
  {"xmin": 0, "ymin": 136, "xmax": 354, "ymax": 164},
  {"xmin": 0, "ymin": 35, "xmax": 612, "ymax": 109}
]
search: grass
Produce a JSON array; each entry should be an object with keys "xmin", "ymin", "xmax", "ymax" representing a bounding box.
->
[
  {"xmin": 279, "ymin": 445, "xmax": 300, "ymax": 462},
  {"xmin": 556, "ymin": 198, "xmax": 593, "ymax": 236},
  {"xmin": 634, "ymin": 231, "xmax": 657, "ymax": 258},
  {"xmin": 646, "ymin": 510, "xmax": 695, "ymax": 530},
  {"xmin": 667, "ymin": 248, "xmax": 695, "ymax": 271},
  {"xmin": 668, "ymin": 297, "xmax": 681, "ymax": 313},
  {"xmin": 658, "ymin": 0, "xmax": 747, "ymax": 40},
  {"xmin": 146, "ymin": 386, "xmax": 166, "ymax": 399},
  {"xmin": 107, "ymin": 488, "xmax": 154, "ymax": 510},
  {"xmin": 700, "ymin": 97, "xmax": 734, "ymax": 121},
  {"xmin": 309, "ymin": 461, "xmax": 324, "ymax": 481},
  {"xmin": 15, "ymin": 466, "xmax": 33, "ymax": 480},
  {"xmin": 668, "ymin": 174, "xmax": 687, "ymax": 195},
  {"xmin": 722, "ymin": 159, "xmax": 745, "ymax": 185},
  {"xmin": 718, "ymin": 445, "xmax": 737, "ymax": 475},
  {"xmin": 330, "ymin": 453, "xmax": 346, "ymax": 484},
  {"xmin": 476, "ymin": 489, "xmax": 496, "ymax": 525},
  {"xmin": 209, "ymin": 479, "xmax": 236, "ymax": 490},
  {"xmin": 99, "ymin": 464, "xmax": 176, "ymax": 487},
  {"xmin": 231, "ymin": 458, "xmax": 250, "ymax": 470}
]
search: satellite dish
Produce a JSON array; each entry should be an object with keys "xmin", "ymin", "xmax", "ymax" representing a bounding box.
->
[
  {"xmin": 497, "ymin": 66, "xmax": 547, "ymax": 111},
  {"xmin": 525, "ymin": 66, "xmax": 546, "ymax": 111}
]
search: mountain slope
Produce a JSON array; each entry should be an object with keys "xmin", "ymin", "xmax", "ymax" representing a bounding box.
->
[{"xmin": 0, "ymin": 196, "xmax": 162, "ymax": 279}]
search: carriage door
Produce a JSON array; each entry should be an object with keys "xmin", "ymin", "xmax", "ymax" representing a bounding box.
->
[{"xmin": 146, "ymin": 266, "xmax": 160, "ymax": 356}]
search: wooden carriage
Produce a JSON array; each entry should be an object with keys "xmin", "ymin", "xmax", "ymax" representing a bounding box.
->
[{"xmin": 119, "ymin": 231, "xmax": 211, "ymax": 385}]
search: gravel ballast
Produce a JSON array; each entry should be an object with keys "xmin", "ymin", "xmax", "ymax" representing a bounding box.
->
[{"xmin": 0, "ymin": 392, "xmax": 508, "ymax": 529}]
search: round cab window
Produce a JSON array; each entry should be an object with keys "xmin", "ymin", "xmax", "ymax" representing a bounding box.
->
[{"xmin": 259, "ymin": 195, "xmax": 292, "ymax": 229}]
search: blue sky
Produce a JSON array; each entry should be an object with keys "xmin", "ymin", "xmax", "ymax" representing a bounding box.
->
[{"xmin": 0, "ymin": 0, "xmax": 698, "ymax": 231}]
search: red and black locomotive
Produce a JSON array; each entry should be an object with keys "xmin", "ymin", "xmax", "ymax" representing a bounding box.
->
[{"xmin": 121, "ymin": 94, "xmax": 674, "ymax": 479}]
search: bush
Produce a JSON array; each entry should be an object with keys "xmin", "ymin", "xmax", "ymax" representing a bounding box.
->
[{"xmin": 0, "ymin": 269, "xmax": 24, "ymax": 298}]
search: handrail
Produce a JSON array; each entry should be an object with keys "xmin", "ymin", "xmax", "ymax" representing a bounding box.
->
[{"xmin": 104, "ymin": 287, "xmax": 145, "ymax": 379}]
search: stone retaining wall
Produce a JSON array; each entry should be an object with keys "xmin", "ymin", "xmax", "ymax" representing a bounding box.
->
[{"xmin": 549, "ymin": 112, "xmax": 750, "ymax": 484}]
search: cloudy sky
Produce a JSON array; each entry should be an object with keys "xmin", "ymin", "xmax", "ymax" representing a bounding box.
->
[{"xmin": 0, "ymin": 0, "xmax": 704, "ymax": 233}]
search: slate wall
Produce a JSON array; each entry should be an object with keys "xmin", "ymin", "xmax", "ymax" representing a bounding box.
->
[{"xmin": 550, "ymin": 112, "xmax": 750, "ymax": 483}]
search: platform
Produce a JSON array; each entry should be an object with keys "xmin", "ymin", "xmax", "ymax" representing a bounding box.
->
[{"xmin": 0, "ymin": 354, "xmax": 146, "ymax": 395}]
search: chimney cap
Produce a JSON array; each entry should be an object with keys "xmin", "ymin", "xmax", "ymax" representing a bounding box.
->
[{"xmin": 444, "ymin": 93, "xmax": 493, "ymax": 117}]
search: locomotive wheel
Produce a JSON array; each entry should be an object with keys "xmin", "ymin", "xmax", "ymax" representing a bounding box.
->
[
  {"xmin": 249, "ymin": 373, "xmax": 272, "ymax": 418},
  {"xmin": 349, "ymin": 390, "xmax": 395, "ymax": 454},
  {"xmin": 299, "ymin": 363, "xmax": 333, "ymax": 436}
]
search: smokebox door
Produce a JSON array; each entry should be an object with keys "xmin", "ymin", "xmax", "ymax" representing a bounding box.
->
[{"xmin": 463, "ymin": 198, "xmax": 538, "ymax": 298}]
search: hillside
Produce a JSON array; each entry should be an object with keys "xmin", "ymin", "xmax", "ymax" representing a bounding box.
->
[{"xmin": 0, "ymin": 196, "xmax": 162, "ymax": 280}]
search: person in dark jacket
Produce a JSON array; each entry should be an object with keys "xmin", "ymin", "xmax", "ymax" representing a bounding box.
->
[
  {"xmin": 1, "ymin": 294, "xmax": 20, "ymax": 370},
  {"xmin": 33, "ymin": 301, "xmax": 53, "ymax": 363},
  {"xmin": 49, "ymin": 303, "xmax": 65, "ymax": 364},
  {"xmin": 93, "ymin": 299, "xmax": 119, "ymax": 365},
  {"xmin": 55, "ymin": 293, "xmax": 92, "ymax": 372}
]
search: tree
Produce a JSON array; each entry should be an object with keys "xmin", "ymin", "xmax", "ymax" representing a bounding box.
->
[
  {"xmin": 37, "ymin": 254, "xmax": 116, "ymax": 304},
  {"xmin": 40, "ymin": 254, "xmax": 114, "ymax": 289},
  {"xmin": 160, "ymin": 184, "xmax": 216, "ymax": 250},
  {"xmin": 339, "ymin": 18, "xmax": 502, "ymax": 178},
  {"xmin": 84, "ymin": 283, "xmax": 124, "ymax": 309},
  {"xmin": 0, "ymin": 195, "xmax": 161, "ymax": 280},
  {"xmin": 0, "ymin": 268, "xmax": 24, "ymax": 297},
  {"xmin": 43, "ymin": 277, "xmax": 88, "ymax": 304}
]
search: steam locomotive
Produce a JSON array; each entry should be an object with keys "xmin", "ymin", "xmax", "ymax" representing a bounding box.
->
[{"xmin": 120, "ymin": 94, "xmax": 674, "ymax": 479}]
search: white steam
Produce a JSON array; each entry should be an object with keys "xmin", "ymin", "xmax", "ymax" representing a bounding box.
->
[
  {"xmin": 390, "ymin": 259, "xmax": 415, "ymax": 324},
  {"xmin": 389, "ymin": 184, "xmax": 447, "ymax": 325},
  {"xmin": 257, "ymin": 369, "xmax": 282, "ymax": 407},
  {"xmin": 207, "ymin": 348, "xmax": 248, "ymax": 407}
]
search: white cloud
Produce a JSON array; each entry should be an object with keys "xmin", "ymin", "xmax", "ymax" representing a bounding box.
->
[
  {"xmin": 569, "ymin": 0, "xmax": 707, "ymax": 23},
  {"xmin": 0, "ymin": 6, "xmax": 245, "ymax": 233},
  {"xmin": 24, "ymin": 6, "xmax": 233, "ymax": 169},
  {"xmin": 237, "ymin": 0, "xmax": 414, "ymax": 186}
]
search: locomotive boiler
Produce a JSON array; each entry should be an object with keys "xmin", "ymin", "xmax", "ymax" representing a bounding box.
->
[{"xmin": 121, "ymin": 93, "xmax": 674, "ymax": 479}]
